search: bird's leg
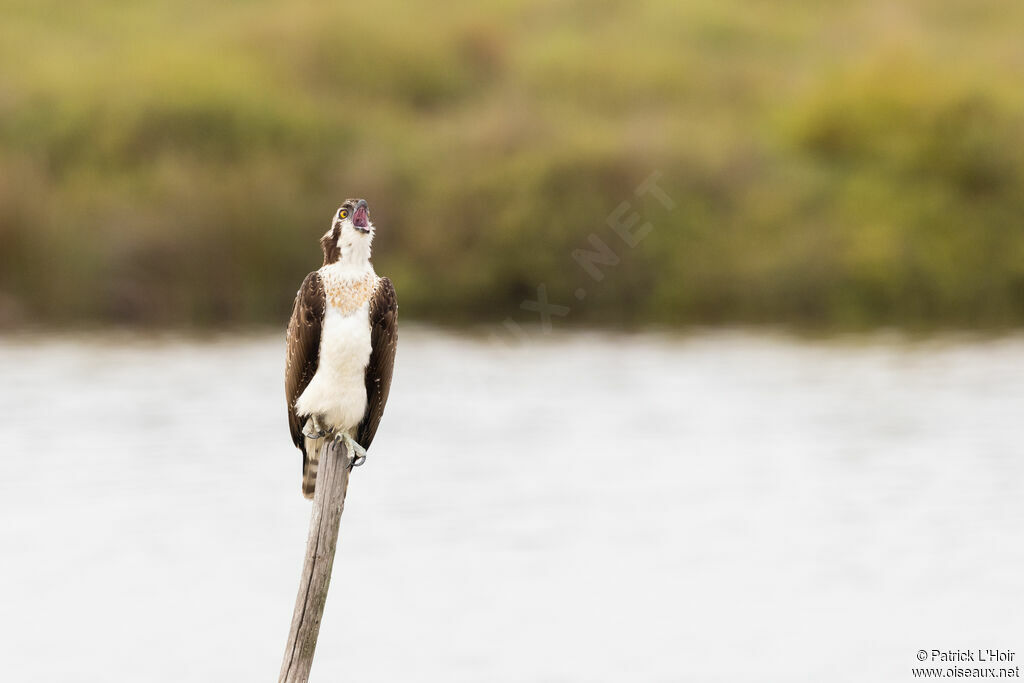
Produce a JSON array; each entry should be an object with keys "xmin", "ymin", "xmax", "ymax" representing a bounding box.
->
[
  {"xmin": 333, "ymin": 432, "xmax": 368, "ymax": 468},
  {"xmin": 302, "ymin": 414, "xmax": 329, "ymax": 440}
]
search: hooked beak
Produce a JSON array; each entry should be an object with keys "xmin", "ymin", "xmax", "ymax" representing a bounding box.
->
[{"xmin": 353, "ymin": 201, "xmax": 370, "ymax": 232}]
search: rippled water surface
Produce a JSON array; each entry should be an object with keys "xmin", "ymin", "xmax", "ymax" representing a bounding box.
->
[{"xmin": 1, "ymin": 329, "xmax": 1022, "ymax": 682}]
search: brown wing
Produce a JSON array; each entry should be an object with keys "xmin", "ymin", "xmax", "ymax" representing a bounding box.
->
[
  {"xmin": 356, "ymin": 277, "xmax": 398, "ymax": 449},
  {"xmin": 285, "ymin": 271, "xmax": 325, "ymax": 449}
]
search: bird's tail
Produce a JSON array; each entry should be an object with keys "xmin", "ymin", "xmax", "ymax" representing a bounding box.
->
[{"xmin": 301, "ymin": 436, "xmax": 324, "ymax": 500}]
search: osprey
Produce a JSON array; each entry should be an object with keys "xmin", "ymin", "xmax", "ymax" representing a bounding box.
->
[{"xmin": 285, "ymin": 199, "xmax": 397, "ymax": 499}]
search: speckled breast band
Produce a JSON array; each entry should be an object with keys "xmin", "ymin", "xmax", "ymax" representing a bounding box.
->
[{"xmin": 322, "ymin": 271, "xmax": 377, "ymax": 316}]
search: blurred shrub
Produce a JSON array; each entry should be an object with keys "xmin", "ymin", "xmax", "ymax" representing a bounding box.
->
[{"xmin": 1, "ymin": 0, "xmax": 1023, "ymax": 329}]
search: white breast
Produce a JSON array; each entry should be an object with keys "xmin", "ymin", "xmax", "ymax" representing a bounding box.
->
[{"xmin": 294, "ymin": 299, "xmax": 373, "ymax": 435}]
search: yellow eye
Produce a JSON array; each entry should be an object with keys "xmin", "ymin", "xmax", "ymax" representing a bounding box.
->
[{"xmin": 338, "ymin": 209, "xmax": 349, "ymax": 219}]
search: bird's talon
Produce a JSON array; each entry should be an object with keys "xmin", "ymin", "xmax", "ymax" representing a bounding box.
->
[
  {"xmin": 303, "ymin": 416, "xmax": 330, "ymax": 440},
  {"xmin": 302, "ymin": 419, "xmax": 322, "ymax": 440},
  {"xmin": 331, "ymin": 433, "xmax": 368, "ymax": 468}
]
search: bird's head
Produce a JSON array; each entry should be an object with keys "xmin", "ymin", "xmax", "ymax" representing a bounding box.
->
[{"xmin": 321, "ymin": 198, "xmax": 374, "ymax": 265}]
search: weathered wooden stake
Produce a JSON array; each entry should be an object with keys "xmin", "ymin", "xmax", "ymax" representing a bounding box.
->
[{"xmin": 279, "ymin": 439, "xmax": 353, "ymax": 683}]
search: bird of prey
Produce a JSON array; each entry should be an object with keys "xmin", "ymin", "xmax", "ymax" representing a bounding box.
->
[{"xmin": 285, "ymin": 199, "xmax": 398, "ymax": 499}]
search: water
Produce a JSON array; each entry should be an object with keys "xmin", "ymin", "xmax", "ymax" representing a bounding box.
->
[{"xmin": 0, "ymin": 329, "xmax": 1021, "ymax": 682}]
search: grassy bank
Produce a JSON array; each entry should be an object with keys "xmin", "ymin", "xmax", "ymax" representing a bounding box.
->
[{"xmin": 1, "ymin": 0, "xmax": 1023, "ymax": 329}]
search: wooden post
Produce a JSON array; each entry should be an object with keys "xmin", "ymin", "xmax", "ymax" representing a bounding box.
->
[{"xmin": 279, "ymin": 439, "xmax": 353, "ymax": 683}]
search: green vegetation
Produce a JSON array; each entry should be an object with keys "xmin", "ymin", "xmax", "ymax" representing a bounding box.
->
[{"xmin": 2, "ymin": 0, "xmax": 1023, "ymax": 329}]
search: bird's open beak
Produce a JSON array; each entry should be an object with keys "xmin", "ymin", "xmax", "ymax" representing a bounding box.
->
[{"xmin": 353, "ymin": 201, "xmax": 370, "ymax": 232}]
